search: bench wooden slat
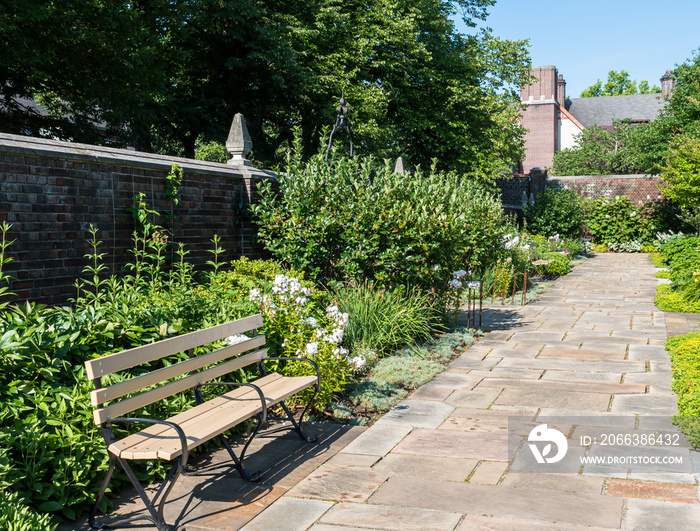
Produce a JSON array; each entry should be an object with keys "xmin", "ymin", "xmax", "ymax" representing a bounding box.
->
[
  {"xmin": 90, "ymin": 335, "xmax": 266, "ymax": 406},
  {"xmin": 107, "ymin": 374, "xmax": 283, "ymax": 456},
  {"xmin": 93, "ymin": 348, "xmax": 268, "ymax": 424},
  {"xmin": 85, "ymin": 314, "xmax": 264, "ymax": 380},
  {"xmin": 109, "ymin": 373, "xmax": 317, "ymax": 460}
]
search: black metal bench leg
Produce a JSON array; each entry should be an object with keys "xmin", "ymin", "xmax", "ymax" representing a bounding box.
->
[
  {"xmin": 219, "ymin": 414, "xmax": 265, "ymax": 482},
  {"xmin": 88, "ymin": 453, "xmax": 117, "ymax": 529},
  {"xmin": 278, "ymin": 390, "xmax": 319, "ymax": 443},
  {"xmin": 89, "ymin": 456, "xmax": 184, "ymax": 531}
]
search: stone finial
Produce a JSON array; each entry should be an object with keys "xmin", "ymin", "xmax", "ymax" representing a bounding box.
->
[
  {"xmin": 394, "ymin": 156, "xmax": 405, "ymax": 174},
  {"xmin": 529, "ymin": 193, "xmax": 535, "ymax": 205},
  {"xmin": 226, "ymin": 113, "xmax": 253, "ymax": 166},
  {"xmin": 521, "ymin": 190, "xmax": 528, "ymax": 206}
]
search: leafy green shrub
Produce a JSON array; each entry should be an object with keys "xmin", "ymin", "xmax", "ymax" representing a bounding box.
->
[
  {"xmin": 334, "ymin": 282, "xmax": 440, "ymax": 354},
  {"xmin": 666, "ymin": 333, "xmax": 700, "ymax": 447},
  {"xmin": 659, "ymin": 236, "xmax": 700, "ymax": 289},
  {"xmin": 583, "ymin": 196, "xmax": 645, "ymax": 244},
  {"xmin": 524, "ymin": 188, "xmax": 584, "ymax": 238},
  {"xmin": 0, "ymin": 492, "xmax": 57, "ymax": 531},
  {"xmin": 194, "ymin": 140, "xmax": 229, "ymax": 163},
  {"xmin": 209, "ymin": 257, "xmax": 310, "ymax": 301},
  {"xmin": 583, "ymin": 196, "xmax": 686, "ymax": 245},
  {"xmin": 530, "ymin": 252, "xmax": 571, "ymax": 277},
  {"xmin": 661, "ymin": 134, "xmax": 700, "ymax": 211},
  {"xmin": 253, "ymin": 140, "xmax": 510, "ymax": 306}
]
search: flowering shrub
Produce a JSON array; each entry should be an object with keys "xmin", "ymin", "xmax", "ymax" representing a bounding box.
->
[{"xmin": 249, "ymin": 274, "xmax": 353, "ymax": 409}]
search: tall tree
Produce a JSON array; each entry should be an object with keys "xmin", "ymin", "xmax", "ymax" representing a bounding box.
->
[
  {"xmin": 0, "ymin": 0, "xmax": 532, "ymax": 180},
  {"xmin": 580, "ymin": 70, "xmax": 660, "ymax": 97}
]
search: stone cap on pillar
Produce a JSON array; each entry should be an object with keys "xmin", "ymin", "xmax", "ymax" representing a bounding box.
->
[
  {"xmin": 226, "ymin": 113, "xmax": 253, "ymax": 166},
  {"xmin": 394, "ymin": 156, "xmax": 405, "ymax": 174}
]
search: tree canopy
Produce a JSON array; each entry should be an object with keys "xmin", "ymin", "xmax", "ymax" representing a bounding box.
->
[
  {"xmin": 0, "ymin": 0, "xmax": 532, "ymax": 180},
  {"xmin": 580, "ymin": 70, "xmax": 660, "ymax": 98}
]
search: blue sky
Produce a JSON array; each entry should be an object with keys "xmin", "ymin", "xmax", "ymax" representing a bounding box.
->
[{"xmin": 454, "ymin": 0, "xmax": 700, "ymax": 98}]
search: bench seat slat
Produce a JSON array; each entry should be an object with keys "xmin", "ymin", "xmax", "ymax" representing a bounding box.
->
[
  {"xmin": 85, "ymin": 314, "xmax": 264, "ymax": 379},
  {"xmin": 90, "ymin": 335, "xmax": 266, "ymax": 406},
  {"xmin": 93, "ymin": 348, "xmax": 267, "ymax": 424},
  {"xmin": 108, "ymin": 373, "xmax": 284, "ymax": 453},
  {"xmin": 109, "ymin": 373, "xmax": 318, "ymax": 460}
]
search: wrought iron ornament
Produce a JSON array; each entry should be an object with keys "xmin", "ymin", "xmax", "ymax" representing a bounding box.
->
[{"xmin": 325, "ymin": 93, "xmax": 355, "ymax": 161}]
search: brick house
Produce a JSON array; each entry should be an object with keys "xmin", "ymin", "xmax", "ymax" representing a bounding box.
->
[{"xmin": 518, "ymin": 66, "xmax": 675, "ymax": 173}]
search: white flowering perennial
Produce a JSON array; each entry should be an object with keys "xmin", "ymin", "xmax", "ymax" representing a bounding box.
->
[
  {"xmin": 503, "ymin": 233, "xmax": 520, "ymax": 249},
  {"xmin": 448, "ymin": 279, "xmax": 463, "ymax": 289},
  {"xmin": 349, "ymin": 355, "xmax": 367, "ymax": 372},
  {"xmin": 326, "ymin": 304, "xmax": 350, "ymax": 328},
  {"xmin": 305, "ymin": 342, "xmax": 319, "ymax": 356},
  {"xmin": 226, "ymin": 334, "xmax": 249, "ymax": 346},
  {"xmin": 249, "ymin": 277, "xmax": 358, "ymax": 371},
  {"xmin": 452, "ymin": 270, "xmax": 467, "ymax": 279}
]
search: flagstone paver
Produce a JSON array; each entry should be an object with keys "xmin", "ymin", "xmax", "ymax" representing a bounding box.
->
[
  {"xmin": 239, "ymin": 497, "xmax": 333, "ymax": 531},
  {"xmin": 287, "ymin": 464, "xmax": 388, "ymax": 502},
  {"xmin": 369, "ymin": 476, "xmax": 625, "ymax": 528},
  {"xmin": 318, "ymin": 502, "xmax": 463, "ymax": 531}
]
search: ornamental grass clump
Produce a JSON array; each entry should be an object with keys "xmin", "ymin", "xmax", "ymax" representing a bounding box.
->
[{"xmin": 333, "ymin": 281, "xmax": 441, "ymax": 354}]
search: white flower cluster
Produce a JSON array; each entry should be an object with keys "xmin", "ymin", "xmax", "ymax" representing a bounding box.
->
[
  {"xmin": 503, "ymin": 233, "xmax": 520, "ymax": 250},
  {"xmin": 467, "ymin": 280, "xmax": 481, "ymax": 290},
  {"xmin": 272, "ymin": 274, "xmax": 311, "ymax": 305},
  {"xmin": 326, "ymin": 304, "xmax": 349, "ymax": 328},
  {"xmin": 349, "ymin": 355, "xmax": 366, "ymax": 372},
  {"xmin": 449, "ymin": 269, "xmax": 467, "ymax": 289},
  {"xmin": 226, "ymin": 334, "xmax": 250, "ymax": 346}
]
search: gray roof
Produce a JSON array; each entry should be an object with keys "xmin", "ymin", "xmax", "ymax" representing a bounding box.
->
[{"xmin": 565, "ymin": 94, "xmax": 667, "ymax": 128}]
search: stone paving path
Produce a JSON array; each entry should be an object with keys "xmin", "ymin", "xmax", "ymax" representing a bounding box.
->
[{"xmin": 238, "ymin": 253, "xmax": 700, "ymax": 531}]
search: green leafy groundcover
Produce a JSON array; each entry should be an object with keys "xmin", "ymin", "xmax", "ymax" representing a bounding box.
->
[{"xmin": 666, "ymin": 333, "xmax": 700, "ymax": 448}]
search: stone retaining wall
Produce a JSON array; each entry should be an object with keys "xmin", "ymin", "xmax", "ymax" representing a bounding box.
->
[{"xmin": 0, "ymin": 133, "xmax": 275, "ymax": 305}]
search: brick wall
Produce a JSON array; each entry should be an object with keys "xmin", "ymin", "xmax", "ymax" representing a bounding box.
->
[
  {"xmin": 547, "ymin": 174, "xmax": 665, "ymax": 204},
  {"xmin": 0, "ymin": 133, "xmax": 276, "ymax": 305}
]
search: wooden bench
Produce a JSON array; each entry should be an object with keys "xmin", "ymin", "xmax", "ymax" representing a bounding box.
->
[{"xmin": 84, "ymin": 314, "xmax": 320, "ymax": 531}]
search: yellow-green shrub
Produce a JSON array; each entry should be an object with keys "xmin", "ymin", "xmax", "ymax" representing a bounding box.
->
[
  {"xmin": 655, "ymin": 284, "xmax": 700, "ymax": 313},
  {"xmin": 666, "ymin": 333, "xmax": 700, "ymax": 447}
]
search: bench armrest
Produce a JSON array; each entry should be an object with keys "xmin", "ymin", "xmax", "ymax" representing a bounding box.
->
[
  {"xmin": 261, "ymin": 357, "xmax": 321, "ymax": 390},
  {"xmin": 194, "ymin": 382, "xmax": 268, "ymax": 425},
  {"xmin": 111, "ymin": 417, "xmax": 190, "ymax": 467}
]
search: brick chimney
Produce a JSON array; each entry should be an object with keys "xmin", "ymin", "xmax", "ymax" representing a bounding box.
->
[
  {"xmin": 520, "ymin": 65, "xmax": 558, "ymax": 102},
  {"xmin": 556, "ymin": 74, "xmax": 567, "ymax": 105},
  {"xmin": 661, "ymin": 69, "xmax": 675, "ymax": 97}
]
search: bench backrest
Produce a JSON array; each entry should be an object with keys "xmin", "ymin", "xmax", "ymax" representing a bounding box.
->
[{"xmin": 85, "ymin": 314, "xmax": 266, "ymax": 426}]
